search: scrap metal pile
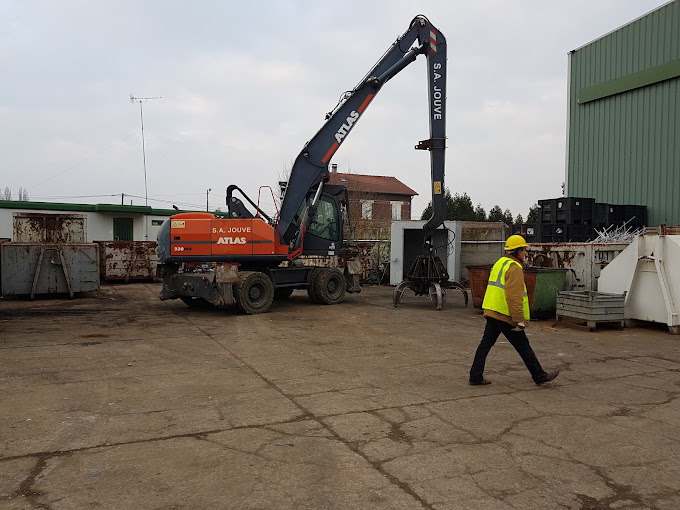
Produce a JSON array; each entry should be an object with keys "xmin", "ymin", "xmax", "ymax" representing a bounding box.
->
[{"xmin": 590, "ymin": 218, "xmax": 645, "ymax": 243}]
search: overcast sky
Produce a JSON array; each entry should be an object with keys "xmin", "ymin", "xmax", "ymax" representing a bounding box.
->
[{"xmin": 0, "ymin": 0, "xmax": 669, "ymax": 219}]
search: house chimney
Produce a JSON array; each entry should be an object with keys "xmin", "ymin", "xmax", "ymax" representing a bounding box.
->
[{"xmin": 331, "ymin": 163, "xmax": 338, "ymax": 173}]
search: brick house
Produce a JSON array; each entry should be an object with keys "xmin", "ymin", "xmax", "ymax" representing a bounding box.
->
[{"xmin": 328, "ymin": 168, "xmax": 417, "ymax": 240}]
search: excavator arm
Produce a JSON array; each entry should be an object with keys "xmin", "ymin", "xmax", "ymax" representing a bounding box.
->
[{"xmin": 278, "ymin": 15, "xmax": 447, "ymax": 251}]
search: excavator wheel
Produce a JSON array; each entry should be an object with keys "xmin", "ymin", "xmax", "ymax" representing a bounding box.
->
[
  {"xmin": 234, "ymin": 271, "xmax": 274, "ymax": 314},
  {"xmin": 307, "ymin": 267, "xmax": 322, "ymax": 304},
  {"xmin": 314, "ymin": 268, "xmax": 346, "ymax": 305}
]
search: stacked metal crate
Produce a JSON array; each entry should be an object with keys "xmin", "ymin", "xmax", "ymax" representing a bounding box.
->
[
  {"xmin": 527, "ymin": 198, "xmax": 647, "ymax": 243},
  {"xmin": 594, "ymin": 203, "xmax": 648, "ymax": 230},
  {"xmin": 538, "ymin": 198, "xmax": 595, "ymax": 243}
]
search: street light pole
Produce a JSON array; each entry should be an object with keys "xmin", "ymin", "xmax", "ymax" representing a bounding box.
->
[{"xmin": 206, "ymin": 188, "xmax": 211, "ymax": 211}]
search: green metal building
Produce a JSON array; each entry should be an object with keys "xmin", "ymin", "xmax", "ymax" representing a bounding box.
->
[{"xmin": 566, "ymin": 0, "xmax": 680, "ymax": 226}]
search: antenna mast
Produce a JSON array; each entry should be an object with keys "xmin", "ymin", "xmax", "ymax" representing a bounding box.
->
[{"xmin": 129, "ymin": 94, "xmax": 162, "ymax": 206}]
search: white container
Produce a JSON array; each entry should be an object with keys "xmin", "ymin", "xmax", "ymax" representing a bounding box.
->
[
  {"xmin": 598, "ymin": 234, "xmax": 680, "ymax": 334},
  {"xmin": 526, "ymin": 243, "xmax": 628, "ymax": 291},
  {"xmin": 390, "ymin": 221, "xmax": 461, "ymax": 285}
]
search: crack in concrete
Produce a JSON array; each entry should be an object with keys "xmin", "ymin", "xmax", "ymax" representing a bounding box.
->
[
  {"xmin": 362, "ymin": 407, "xmax": 413, "ymax": 448},
  {"xmin": 11, "ymin": 453, "xmax": 67, "ymax": 510},
  {"xmin": 576, "ymin": 467, "xmax": 648, "ymax": 509},
  {"xmin": 0, "ymin": 414, "xmax": 311, "ymax": 463},
  {"xmin": 180, "ymin": 314, "xmax": 437, "ymax": 510}
]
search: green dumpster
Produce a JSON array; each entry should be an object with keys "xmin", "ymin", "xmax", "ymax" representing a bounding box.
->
[{"xmin": 524, "ymin": 267, "xmax": 568, "ymax": 318}]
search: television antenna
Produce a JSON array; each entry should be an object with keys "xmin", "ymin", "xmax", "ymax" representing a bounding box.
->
[{"xmin": 129, "ymin": 94, "xmax": 162, "ymax": 205}]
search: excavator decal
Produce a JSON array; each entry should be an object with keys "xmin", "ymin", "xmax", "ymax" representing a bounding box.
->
[
  {"xmin": 430, "ymin": 30, "xmax": 437, "ymax": 52},
  {"xmin": 322, "ymin": 93, "xmax": 375, "ymax": 164}
]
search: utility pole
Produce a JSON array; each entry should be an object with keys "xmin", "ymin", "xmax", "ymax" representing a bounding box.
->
[
  {"xmin": 129, "ymin": 94, "xmax": 162, "ymax": 206},
  {"xmin": 206, "ymin": 188, "xmax": 211, "ymax": 211}
]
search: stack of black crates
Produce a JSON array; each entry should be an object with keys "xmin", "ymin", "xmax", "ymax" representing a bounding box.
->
[
  {"xmin": 522, "ymin": 198, "xmax": 647, "ymax": 243},
  {"xmin": 594, "ymin": 203, "xmax": 648, "ymax": 230}
]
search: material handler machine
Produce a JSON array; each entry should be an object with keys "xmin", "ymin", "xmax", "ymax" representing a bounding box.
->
[{"xmin": 157, "ymin": 15, "xmax": 462, "ymax": 313}]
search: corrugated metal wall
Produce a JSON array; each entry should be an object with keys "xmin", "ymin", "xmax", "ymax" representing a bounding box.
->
[{"xmin": 567, "ymin": 0, "xmax": 680, "ymax": 226}]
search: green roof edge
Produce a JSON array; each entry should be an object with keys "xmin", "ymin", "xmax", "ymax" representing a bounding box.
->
[{"xmin": 0, "ymin": 200, "xmax": 197, "ymax": 215}]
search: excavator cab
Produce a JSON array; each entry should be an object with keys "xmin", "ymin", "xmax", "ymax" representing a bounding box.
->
[{"xmin": 288, "ymin": 184, "xmax": 349, "ymax": 256}]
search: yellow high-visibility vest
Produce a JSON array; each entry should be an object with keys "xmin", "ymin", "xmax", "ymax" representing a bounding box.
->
[{"xmin": 482, "ymin": 257, "xmax": 530, "ymax": 320}]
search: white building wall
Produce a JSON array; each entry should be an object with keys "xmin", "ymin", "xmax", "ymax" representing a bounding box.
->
[{"xmin": 0, "ymin": 207, "xmax": 172, "ymax": 242}]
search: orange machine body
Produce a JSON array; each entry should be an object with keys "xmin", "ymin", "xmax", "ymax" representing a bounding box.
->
[{"xmin": 169, "ymin": 213, "xmax": 289, "ymax": 258}]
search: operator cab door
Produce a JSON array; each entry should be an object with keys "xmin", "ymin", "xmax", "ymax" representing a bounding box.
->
[{"xmin": 292, "ymin": 191, "xmax": 344, "ymax": 256}]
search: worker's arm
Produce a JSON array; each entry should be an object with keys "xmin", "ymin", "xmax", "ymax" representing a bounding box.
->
[{"xmin": 504, "ymin": 263, "xmax": 526, "ymax": 324}]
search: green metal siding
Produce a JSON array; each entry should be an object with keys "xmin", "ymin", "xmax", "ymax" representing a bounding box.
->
[{"xmin": 567, "ymin": 1, "xmax": 680, "ymax": 226}]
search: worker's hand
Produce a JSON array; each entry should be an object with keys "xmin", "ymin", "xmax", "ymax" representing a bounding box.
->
[{"xmin": 511, "ymin": 322, "xmax": 526, "ymax": 332}]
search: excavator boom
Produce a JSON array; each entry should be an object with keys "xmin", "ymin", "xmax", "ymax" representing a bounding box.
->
[{"xmin": 278, "ymin": 15, "xmax": 447, "ymax": 250}]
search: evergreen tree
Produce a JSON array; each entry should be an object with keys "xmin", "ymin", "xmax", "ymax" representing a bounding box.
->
[
  {"xmin": 451, "ymin": 192, "xmax": 476, "ymax": 221},
  {"xmin": 527, "ymin": 203, "xmax": 540, "ymax": 223},
  {"xmin": 420, "ymin": 188, "xmax": 455, "ymax": 220},
  {"xmin": 420, "ymin": 189, "xmax": 477, "ymax": 221},
  {"xmin": 514, "ymin": 213, "xmax": 524, "ymax": 226},
  {"xmin": 474, "ymin": 203, "xmax": 486, "ymax": 222},
  {"xmin": 503, "ymin": 209, "xmax": 514, "ymax": 228},
  {"xmin": 487, "ymin": 205, "xmax": 505, "ymax": 223}
]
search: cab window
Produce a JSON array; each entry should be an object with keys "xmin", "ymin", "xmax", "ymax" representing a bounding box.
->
[
  {"xmin": 308, "ymin": 198, "xmax": 338, "ymax": 240},
  {"xmin": 292, "ymin": 196, "xmax": 339, "ymax": 241}
]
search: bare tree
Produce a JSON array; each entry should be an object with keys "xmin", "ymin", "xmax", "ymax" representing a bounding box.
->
[
  {"xmin": 3, "ymin": 187, "xmax": 11, "ymax": 200},
  {"xmin": 276, "ymin": 161, "xmax": 294, "ymax": 205},
  {"xmin": 18, "ymin": 187, "xmax": 29, "ymax": 201}
]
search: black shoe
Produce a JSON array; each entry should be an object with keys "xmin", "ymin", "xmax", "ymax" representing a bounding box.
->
[
  {"xmin": 469, "ymin": 379, "xmax": 492, "ymax": 386},
  {"xmin": 535, "ymin": 370, "xmax": 559, "ymax": 385}
]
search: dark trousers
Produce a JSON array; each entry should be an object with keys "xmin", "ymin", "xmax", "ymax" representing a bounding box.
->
[{"xmin": 470, "ymin": 317, "xmax": 547, "ymax": 383}]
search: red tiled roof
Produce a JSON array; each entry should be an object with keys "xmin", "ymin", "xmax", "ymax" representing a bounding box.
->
[{"xmin": 328, "ymin": 172, "xmax": 417, "ymax": 196}]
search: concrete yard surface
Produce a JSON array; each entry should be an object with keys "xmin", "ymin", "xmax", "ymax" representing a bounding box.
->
[{"xmin": 1, "ymin": 283, "xmax": 679, "ymax": 510}]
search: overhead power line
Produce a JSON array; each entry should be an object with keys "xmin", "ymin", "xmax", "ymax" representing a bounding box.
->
[{"xmin": 27, "ymin": 130, "xmax": 139, "ymax": 191}]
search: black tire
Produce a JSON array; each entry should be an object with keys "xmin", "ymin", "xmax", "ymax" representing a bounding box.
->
[
  {"xmin": 314, "ymin": 268, "xmax": 346, "ymax": 305},
  {"xmin": 234, "ymin": 272, "xmax": 274, "ymax": 314},
  {"xmin": 180, "ymin": 296, "xmax": 213, "ymax": 308},
  {"xmin": 307, "ymin": 267, "xmax": 322, "ymax": 304},
  {"xmin": 274, "ymin": 287, "xmax": 295, "ymax": 300}
]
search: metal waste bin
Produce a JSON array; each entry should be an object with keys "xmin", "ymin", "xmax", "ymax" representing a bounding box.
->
[
  {"xmin": 1, "ymin": 243, "xmax": 99, "ymax": 297},
  {"xmin": 524, "ymin": 267, "xmax": 568, "ymax": 318}
]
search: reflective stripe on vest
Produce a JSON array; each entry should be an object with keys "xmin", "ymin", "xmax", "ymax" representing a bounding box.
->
[{"xmin": 482, "ymin": 257, "xmax": 530, "ymax": 320}]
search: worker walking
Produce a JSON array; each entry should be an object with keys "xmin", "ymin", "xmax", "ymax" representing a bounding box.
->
[{"xmin": 469, "ymin": 235, "xmax": 559, "ymax": 386}]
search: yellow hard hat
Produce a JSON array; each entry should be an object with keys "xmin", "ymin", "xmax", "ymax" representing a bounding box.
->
[{"xmin": 505, "ymin": 235, "xmax": 529, "ymax": 251}]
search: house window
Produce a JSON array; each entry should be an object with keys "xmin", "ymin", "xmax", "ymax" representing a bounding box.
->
[
  {"xmin": 361, "ymin": 200, "xmax": 373, "ymax": 220},
  {"xmin": 151, "ymin": 219, "xmax": 164, "ymax": 226},
  {"xmin": 391, "ymin": 202, "xmax": 403, "ymax": 220}
]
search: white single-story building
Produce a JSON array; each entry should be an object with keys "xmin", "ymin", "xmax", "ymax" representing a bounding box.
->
[{"xmin": 0, "ymin": 200, "xmax": 191, "ymax": 242}]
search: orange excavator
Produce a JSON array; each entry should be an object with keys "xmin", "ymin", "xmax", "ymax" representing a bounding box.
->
[{"xmin": 156, "ymin": 15, "xmax": 448, "ymax": 314}]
